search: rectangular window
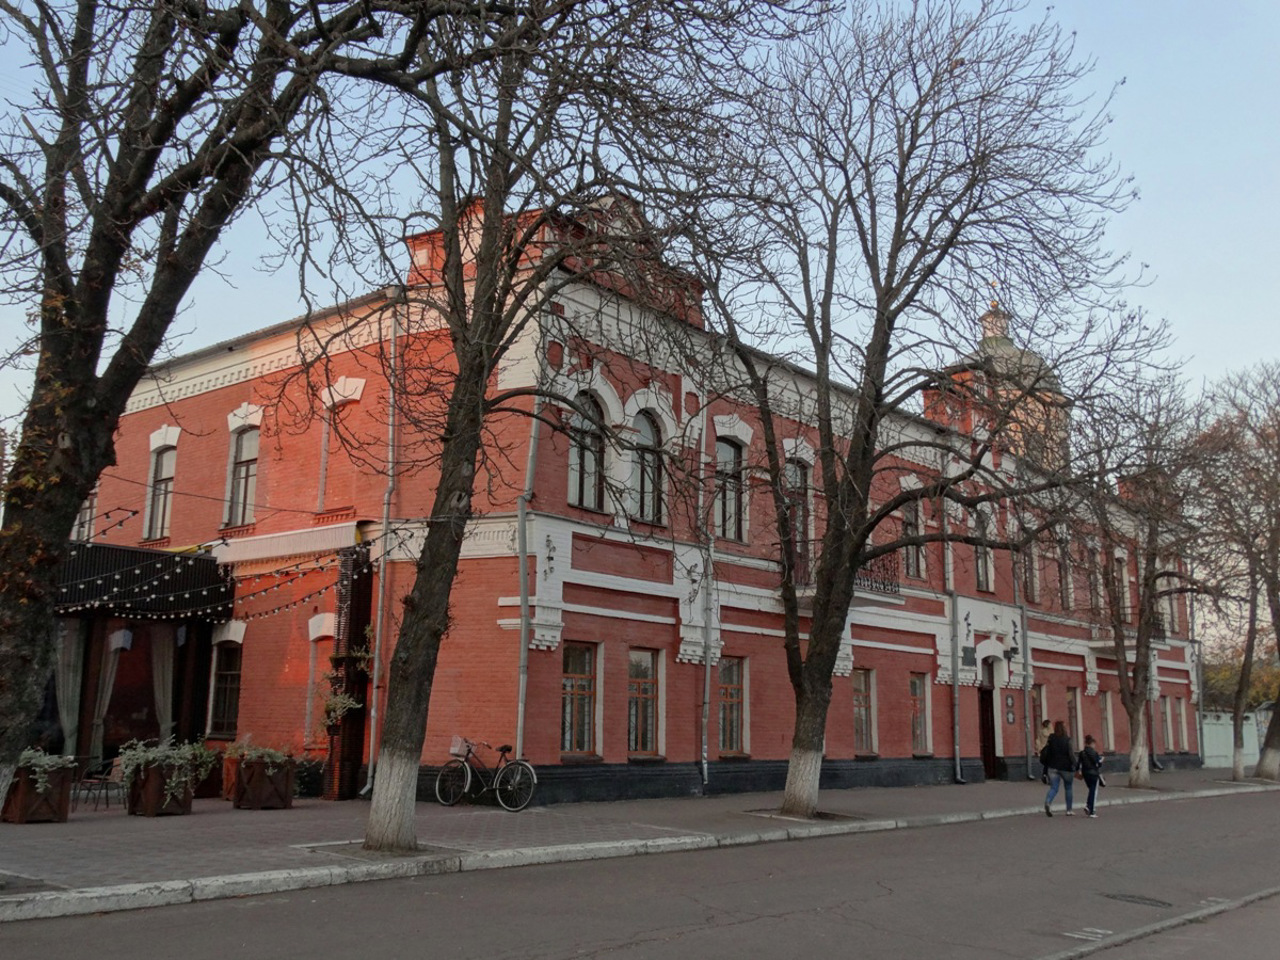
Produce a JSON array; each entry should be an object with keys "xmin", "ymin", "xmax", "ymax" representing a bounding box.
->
[
  {"xmin": 1100, "ymin": 690, "xmax": 1112, "ymax": 752},
  {"xmin": 902, "ymin": 503, "xmax": 923, "ymax": 580},
  {"xmin": 909, "ymin": 672, "xmax": 930, "ymax": 754},
  {"xmin": 852, "ymin": 668, "xmax": 875, "ymax": 754},
  {"xmin": 1058, "ymin": 537, "xmax": 1073, "ymax": 610},
  {"xmin": 1031, "ymin": 684, "xmax": 1045, "ymax": 734},
  {"xmin": 1115, "ymin": 554, "xmax": 1133, "ymax": 622},
  {"xmin": 1066, "ymin": 687, "xmax": 1080, "ymax": 744},
  {"xmin": 974, "ymin": 514, "xmax": 992, "ymax": 592},
  {"xmin": 1022, "ymin": 543, "xmax": 1039, "ymax": 603},
  {"xmin": 228, "ymin": 428, "xmax": 259, "ymax": 527},
  {"xmin": 718, "ymin": 657, "xmax": 745, "ymax": 754},
  {"xmin": 1175, "ymin": 697, "xmax": 1187, "ymax": 751},
  {"xmin": 561, "ymin": 643, "xmax": 596, "ymax": 754},
  {"xmin": 147, "ymin": 447, "xmax": 176, "ymax": 539},
  {"xmin": 209, "ymin": 643, "xmax": 242, "ymax": 738},
  {"xmin": 627, "ymin": 649, "xmax": 659, "ymax": 755},
  {"xmin": 714, "ymin": 439, "xmax": 745, "ymax": 541},
  {"xmin": 1088, "ymin": 557, "xmax": 1101, "ymax": 614}
]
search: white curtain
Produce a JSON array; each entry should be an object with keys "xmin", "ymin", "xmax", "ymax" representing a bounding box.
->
[
  {"xmin": 54, "ymin": 619, "xmax": 84, "ymax": 756},
  {"xmin": 151, "ymin": 623, "xmax": 176, "ymax": 743},
  {"xmin": 89, "ymin": 625, "xmax": 131, "ymax": 763}
]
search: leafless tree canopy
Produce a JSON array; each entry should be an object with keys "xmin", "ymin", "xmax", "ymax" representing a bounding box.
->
[{"xmin": 674, "ymin": 0, "xmax": 1165, "ymax": 815}]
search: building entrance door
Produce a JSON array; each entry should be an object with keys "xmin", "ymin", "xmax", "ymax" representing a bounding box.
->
[{"xmin": 979, "ymin": 658, "xmax": 998, "ymax": 779}]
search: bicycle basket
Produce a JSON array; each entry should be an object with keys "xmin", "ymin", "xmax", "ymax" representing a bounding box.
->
[{"xmin": 449, "ymin": 735, "xmax": 469, "ymax": 757}]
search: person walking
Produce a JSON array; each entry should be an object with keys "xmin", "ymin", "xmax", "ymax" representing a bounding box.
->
[
  {"xmin": 1035, "ymin": 719, "xmax": 1052, "ymax": 783},
  {"xmin": 1078, "ymin": 734, "xmax": 1104, "ymax": 818},
  {"xmin": 1041, "ymin": 720, "xmax": 1075, "ymax": 817}
]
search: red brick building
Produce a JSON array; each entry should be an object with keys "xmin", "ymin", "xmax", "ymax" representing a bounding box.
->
[{"xmin": 52, "ymin": 223, "xmax": 1200, "ymax": 802}]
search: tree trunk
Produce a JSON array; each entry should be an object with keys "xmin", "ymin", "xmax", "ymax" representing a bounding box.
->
[
  {"xmin": 364, "ymin": 361, "xmax": 487, "ymax": 852},
  {"xmin": 1231, "ymin": 575, "xmax": 1259, "ymax": 782},
  {"xmin": 1125, "ymin": 702, "xmax": 1151, "ymax": 788},
  {"xmin": 779, "ymin": 678, "xmax": 832, "ymax": 818},
  {"xmin": 1256, "ymin": 709, "xmax": 1280, "ymax": 780}
]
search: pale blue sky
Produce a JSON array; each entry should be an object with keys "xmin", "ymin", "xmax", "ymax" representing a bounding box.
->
[{"xmin": 1, "ymin": 2, "xmax": 1277, "ymax": 424}]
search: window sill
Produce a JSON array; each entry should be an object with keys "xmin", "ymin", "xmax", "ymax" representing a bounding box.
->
[
  {"xmin": 911, "ymin": 753, "xmax": 935, "ymax": 760},
  {"xmin": 567, "ymin": 502, "xmax": 611, "ymax": 517},
  {"xmin": 717, "ymin": 753, "xmax": 751, "ymax": 762},
  {"xmin": 854, "ymin": 753, "xmax": 880, "ymax": 762},
  {"xmin": 139, "ymin": 536, "xmax": 170, "ymax": 548},
  {"xmin": 627, "ymin": 754, "xmax": 666, "ymax": 765},
  {"xmin": 629, "ymin": 517, "xmax": 667, "ymax": 532},
  {"xmin": 560, "ymin": 753, "xmax": 604, "ymax": 765},
  {"xmin": 221, "ymin": 523, "xmax": 256, "ymax": 537}
]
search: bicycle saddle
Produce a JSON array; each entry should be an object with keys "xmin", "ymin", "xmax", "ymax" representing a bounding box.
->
[{"xmin": 496, "ymin": 744, "xmax": 513, "ymax": 754}]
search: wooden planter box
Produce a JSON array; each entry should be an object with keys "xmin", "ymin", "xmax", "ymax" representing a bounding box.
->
[
  {"xmin": 221, "ymin": 754, "xmax": 240, "ymax": 801},
  {"xmin": 128, "ymin": 765, "xmax": 194, "ymax": 817},
  {"xmin": 2, "ymin": 767, "xmax": 74, "ymax": 823},
  {"xmin": 234, "ymin": 760, "xmax": 296, "ymax": 810}
]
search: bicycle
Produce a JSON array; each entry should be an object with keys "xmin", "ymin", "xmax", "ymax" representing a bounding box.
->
[{"xmin": 435, "ymin": 736, "xmax": 537, "ymax": 812}]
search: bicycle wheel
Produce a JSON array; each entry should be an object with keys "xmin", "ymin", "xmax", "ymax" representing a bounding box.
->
[
  {"xmin": 435, "ymin": 759, "xmax": 471, "ymax": 805},
  {"xmin": 495, "ymin": 760, "xmax": 536, "ymax": 812}
]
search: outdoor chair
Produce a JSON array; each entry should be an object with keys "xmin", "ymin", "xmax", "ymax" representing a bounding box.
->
[{"xmin": 77, "ymin": 757, "xmax": 124, "ymax": 811}]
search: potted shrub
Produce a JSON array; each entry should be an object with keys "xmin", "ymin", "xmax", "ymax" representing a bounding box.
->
[
  {"xmin": 120, "ymin": 740, "xmax": 218, "ymax": 817},
  {"xmin": 1, "ymin": 748, "xmax": 78, "ymax": 823},
  {"xmin": 322, "ymin": 690, "xmax": 362, "ymax": 737},
  {"xmin": 232, "ymin": 744, "xmax": 296, "ymax": 810}
]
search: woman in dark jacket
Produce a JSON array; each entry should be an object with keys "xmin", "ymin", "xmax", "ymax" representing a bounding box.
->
[
  {"xmin": 1078, "ymin": 735, "xmax": 1104, "ymax": 818},
  {"xmin": 1041, "ymin": 720, "xmax": 1076, "ymax": 817}
]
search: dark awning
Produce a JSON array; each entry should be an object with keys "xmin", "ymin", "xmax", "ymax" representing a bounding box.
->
[{"xmin": 56, "ymin": 542, "xmax": 234, "ymax": 621}]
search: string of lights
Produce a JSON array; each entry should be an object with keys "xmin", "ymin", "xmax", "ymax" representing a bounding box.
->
[{"xmin": 57, "ymin": 524, "xmax": 420, "ymax": 623}]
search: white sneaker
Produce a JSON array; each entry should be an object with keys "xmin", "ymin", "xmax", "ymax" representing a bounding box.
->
[
  {"xmin": 1087, "ymin": 812, "xmax": 1097, "ymax": 818},
  {"xmin": 1065, "ymin": 811, "xmax": 1074, "ymax": 816}
]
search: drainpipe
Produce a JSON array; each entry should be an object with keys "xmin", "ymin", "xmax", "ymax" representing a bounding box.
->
[
  {"xmin": 950, "ymin": 590, "xmax": 964, "ymax": 784},
  {"xmin": 1190, "ymin": 561, "xmax": 1204, "ymax": 763},
  {"xmin": 361, "ymin": 288, "xmax": 402, "ymax": 796},
  {"xmin": 696, "ymin": 393, "xmax": 717, "ymax": 787},
  {"xmin": 942, "ymin": 497, "xmax": 965, "ymax": 784},
  {"xmin": 1012, "ymin": 566, "xmax": 1033, "ymax": 778},
  {"xmin": 516, "ymin": 397, "xmax": 543, "ymax": 760},
  {"xmin": 701, "ymin": 539, "xmax": 716, "ymax": 787}
]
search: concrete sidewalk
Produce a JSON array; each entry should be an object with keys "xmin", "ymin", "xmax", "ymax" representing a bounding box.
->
[{"xmin": 2, "ymin": 767, "xmax": 1276, "ymax": 923}]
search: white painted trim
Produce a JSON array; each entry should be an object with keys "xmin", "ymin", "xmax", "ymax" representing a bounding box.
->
[
  {"xmin": 212, "ymin": 620, "xmax": 247, "ymax": 645},
  {"xmin": 214, "ymin": 522, "xmax": 358, "ymax": 564},
  {"xmin": 149, "ymin": 424, "xmax": 181, "ymax": 451},
  {"xmin": 712, "ymin": 414, "xmax": 753, "ymax": 446},
  {"xmin": 782, "ymin": 436, "xmax": 815, "ymax": 465},
  {"xmin": 560, "ymin": 602, "xmax": 677, "ymax": 625},
  {"xmin": 308, "ymin": 613, "xmax": 336, "ymax": 641},
  {"xmin": 323, "ymin": 376, "xmax": 366, "ymax": 409},
  {"xmin": 226, "ymin": 402, "xmax": 263, "ymax": 433}
]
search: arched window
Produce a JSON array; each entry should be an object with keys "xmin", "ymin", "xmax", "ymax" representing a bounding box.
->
[
  {"xmin": 147, "ymin": 447, "xmax": 176, "ymax": 539},
  {"xmin": 974, "ymin": 510, "xmax": 993, "ymax": 592},
  {"xmin": 782, "ymin": 458, "xmax": 809, "ymax": 581},
  {"xmin": 714, "ymin": 438, "xmax": 744, "ymax": 541},
  {"xmin": 227, "ymin": 427, "xmax": 259, "ymax": 527},
  {"xmin": 631, "ymin": 412, "xmax": 663, "ymax": 523},
  {"xmin": 568, "ymin": 394, "xmax": 605, "ymax": 511}
]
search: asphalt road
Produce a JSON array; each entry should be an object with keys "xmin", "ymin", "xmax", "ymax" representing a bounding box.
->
[{"xmin": 2, "ymin": 791, "xmax": 1276, "ymax": 959}]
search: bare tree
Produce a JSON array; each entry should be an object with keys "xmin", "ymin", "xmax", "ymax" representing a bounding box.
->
[
  {"xmin": 681, "ymin": 0, "xmax": 1154, "ymax": 816},
  {"xmin": 1071, "ymin": 376, "xmax": 1203, "ymax": 788},
  {"xmin": 263, "ymin": 2, "xmax": 818, "ymax": 853},
  {"xmin": 1198, "ymin": 364, "xmax": 1280, "ymax": 780},
  {"xmin": 0, "ymin": 0, "xmax": 680, "ymax": 804}
]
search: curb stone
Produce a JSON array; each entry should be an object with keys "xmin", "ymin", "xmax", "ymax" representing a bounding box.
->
[{"xmin": 2, "ymin": 784, "xmax": 1277, "ymax": 924}]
